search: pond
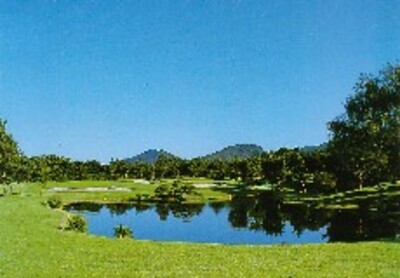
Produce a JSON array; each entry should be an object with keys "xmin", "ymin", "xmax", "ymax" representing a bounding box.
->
[{"xmin": 66, "ymin": 192, "xmax": 400, "ymax": 245}]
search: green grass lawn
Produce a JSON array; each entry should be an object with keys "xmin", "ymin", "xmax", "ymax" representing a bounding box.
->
[{"xmin": 1, "ymin": 183, "xmax": 400, "ymax": 277}]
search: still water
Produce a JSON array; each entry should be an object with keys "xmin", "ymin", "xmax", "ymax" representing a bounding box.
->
[{"xmin": 66, "ymin": 192, "xmax": 400, "ymax": 245}]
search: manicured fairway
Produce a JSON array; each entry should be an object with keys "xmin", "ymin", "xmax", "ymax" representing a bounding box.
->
[
  {"xmin": 40, "ymin": 180, "xmax": 231, "ymax": 204},
  {"xmin": 0, "ymin": 184, "xmax": 399, "ymax": 277}
]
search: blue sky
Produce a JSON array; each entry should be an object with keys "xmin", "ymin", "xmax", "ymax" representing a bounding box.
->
[{"xmin": 1, "ymin": 1, "xmax": 399, "ymax": 162}]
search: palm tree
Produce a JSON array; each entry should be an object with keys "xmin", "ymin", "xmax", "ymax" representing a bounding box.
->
[{"xmin": 113, "ymin": 224, "xmax": 133, "ymax": 239}]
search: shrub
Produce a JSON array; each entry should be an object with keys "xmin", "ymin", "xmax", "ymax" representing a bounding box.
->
[
  {"xmin": 154, "ymin": 181, "xmax": 196, "ymax": 202},
  {"xmin": 65, "ymin": 214, "xmax": 87, "ymax": 233},
  {"xmin": 133, "ymin": 194, "xmax": 150, "ymax": 202},
  {"xmin": 114, "ymin": 224, "xmax": 133, "ymax": 238},
  {"xmin": 47, "ymin": 195, "xmax": 63, "ymax": 209},
  {"xmin": 154, "ymin": 183, "xmax": 170, "ymax": 200}
]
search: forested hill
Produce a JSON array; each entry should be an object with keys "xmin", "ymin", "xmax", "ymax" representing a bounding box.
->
[
  {"xmin": 202, "ymin": 144, "xmax": 264, "ymax": 161},
  {"xmin": 125, "ymin": 149, "xmax": 177, "ymax": 164},
  {"xmin": 126, "ymin": 144, "xmax": 264, "ymax": 163},
  {"xmin": 299, "ymin": 143, "xmax": 328, "ymax": 153}
]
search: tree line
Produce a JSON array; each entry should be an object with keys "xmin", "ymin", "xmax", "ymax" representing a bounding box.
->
[{"xmin": 1, "ymin": 64, "xmax": 399, "ymax": 193}]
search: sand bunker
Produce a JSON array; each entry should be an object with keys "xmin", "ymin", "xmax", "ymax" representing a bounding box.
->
[{"xmin": 193, "ymin": 183, "xmax": 218, "ymax": 188}]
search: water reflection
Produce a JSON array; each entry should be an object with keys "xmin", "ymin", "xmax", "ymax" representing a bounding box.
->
[
  {"xmin": 154, "ymin": 203, "xmax": 204, "ymax": 222},
  {"xmin": 227, "ymin": 192, "xmax": 331, "ymax": 237},
  {"xmin": 65, "ymin": 192, "xmax": 400, "ymax": 244},
  {"xmin": 327, "ymin": 207, "xmax": 400, "ymax": 242}
]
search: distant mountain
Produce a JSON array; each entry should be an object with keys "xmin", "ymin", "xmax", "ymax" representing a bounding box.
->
[
  {"xmin": 299, "ymin": 143, "xmax": 328, "ymax": 153},
  {"xmin": 202, "ymin": 144, "xmax": 264, "ymax": 161},
  {"xmin": 125, "ymin": 149, "xmax": 177, "ymax": 164}
]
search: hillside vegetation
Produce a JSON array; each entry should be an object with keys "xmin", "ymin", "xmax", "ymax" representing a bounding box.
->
[
  {"xmin": 202, "ymin": 144, "xmax": 264, "ymax": 161},
  {"xmin": 125, "ymin": 149, "xmax": 177, "ymax": 164}
]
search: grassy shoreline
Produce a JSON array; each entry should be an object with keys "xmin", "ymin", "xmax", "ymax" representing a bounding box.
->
[{"xmin": 1, "ymin": 182, "xmax": 400, "ymax": 276}]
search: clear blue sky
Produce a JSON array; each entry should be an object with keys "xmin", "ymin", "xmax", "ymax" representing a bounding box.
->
[{"xmin": 1, "ymin": 1, "xmax": 399, "ymax": 162}]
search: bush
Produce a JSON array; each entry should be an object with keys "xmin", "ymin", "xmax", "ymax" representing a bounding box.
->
[
  {"xmin": 154, "ymin": 183, "xmax": 170, "ymax": 200},
  {"xmin": 114, "ymin": 224, "xmax": 133, "ymax": 238},
  {"xmin": 154, "ymin": 181, "xmax": 196, "ymax": 202},
  {"xmin": 133, "ymin": 194, "xmax": 150, "ymax": 202},
  {"xmin": 47, "ymin": 195, "xmax": 63, "ymax": 209},
  {"xmin": 65, "ymin": 214, "xmax": 87, "ymax": 233}
]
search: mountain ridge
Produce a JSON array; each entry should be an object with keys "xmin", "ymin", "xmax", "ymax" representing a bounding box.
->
[
  {"xmin": 125, "ymin": 149, "xmax": 177, "ymax": 164},
  {"xmin": 125, "ymin": 143, "xmax": 325, "ymax": 164},
  {"xmin": 200, "ymin": 144, "xmax": 264, "ymax": 161}
]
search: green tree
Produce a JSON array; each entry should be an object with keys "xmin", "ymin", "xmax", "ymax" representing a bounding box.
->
[
  {"xmin": 261, "ymin": 151, "xmax": 285, "ymax": 187},
  {"xmin": 70, "ymin": 161, "xmax": 86, "ymax": 180},
  {"xmin": 83, "ymin": 160, "xmax": 107, "ymax": 180},
  {"xmin": 109, "ymin": 159, "xmax": 131, "ymax": 180},
  {"xmin": 154, "ymin": 154, "xmax": 180, "ymax": 179},
  {"xmin": 154, "ymin": 183, "xmax": 170, "ymax": 201},
  {"xmin": 261, "ymin": 148, "xmax": 325, "ymax": 193},
  {"xmin": 188, "ymin": 158, "xmax": 207, "ymax": 177},
  {"xmin": 328, "ymin": 64, "xmax": 400, "ymax": 189},
  {"xmin": 29, "ymin": 155, "xmax": 72, "ymax": 183},
  {"xmin": 0, "ymin": 120, "xmax": 21, "ymax": 189},
  {"xmin": 206, "ymin": 159, "xmax": 227, "ymax": 180}
]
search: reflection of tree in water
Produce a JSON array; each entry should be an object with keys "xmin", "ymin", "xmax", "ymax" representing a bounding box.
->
[
  {"xmin": 327, "ymin": 196, "xmax": 400, "ymax": 242},
  {"xmin": 133, "ymin": 203, "xmax": 153, "ymax": 214},
  {"xmin": 228, "ymin": 192, "xmax": 285, "ymax": 236},
  {"xmin": 65, "ymin": 202, "xmax": 103, "ymax": 213},
  {"xmin": 170, "ymin": 203, "xmax": 204, "ymax": 222},
  {"xmin": 250, "ymin": 191, "xmax": 285, "ymax": 236},
  {"xmin": 327, "ymin": 210, "xmax": 394, "ymax": 242},
  {"xmin": 106, "ymin": 203, "xmax": 135, "ymax": 216},
  {"xmin": 155, "ymin": 203, "xmax": 170, "ymax": 221},
  {"xmin": 228, "ymin": 193, "xmax": 254, "ymax": 228},
  {"xmin": 209, "ymin": 202, "xmax": 226, "ymax": 215},
  {"xmin": 227, "ymin": 192, "xmax": 400, "ymax": 241},
  {"xmin": 154, "ymin": 203, "xmax": 205, "ymax": 222},
  {"xmin": 282, "ymin": 205, "xmax": 331, "ymax": 237}
]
